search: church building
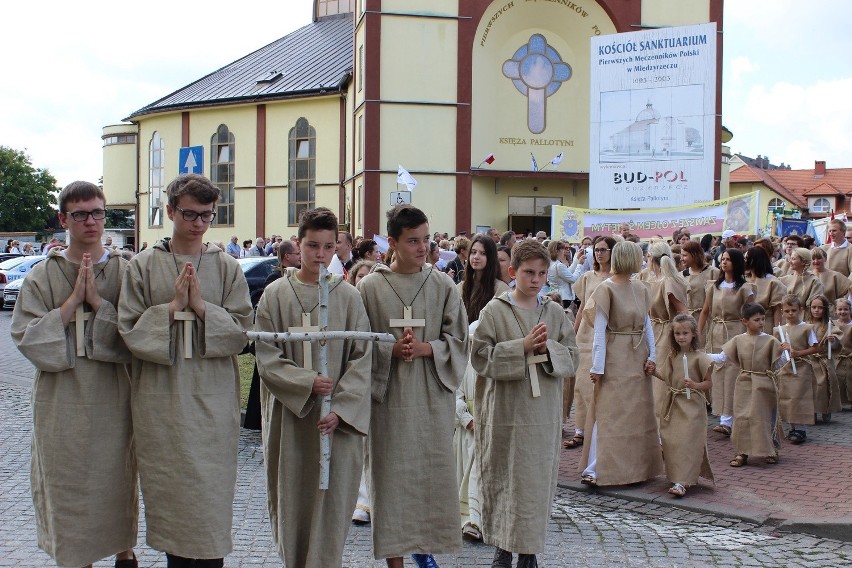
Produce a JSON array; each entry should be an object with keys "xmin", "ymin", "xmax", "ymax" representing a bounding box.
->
[{"xmin": 102, "ymin": 0, "xmax": 723, "ymax": 247}]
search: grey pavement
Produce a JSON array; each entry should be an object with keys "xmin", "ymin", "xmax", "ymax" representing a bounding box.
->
[{"xmin": 2, "ymin": 311, "xmax": 852, "ymax": 566}]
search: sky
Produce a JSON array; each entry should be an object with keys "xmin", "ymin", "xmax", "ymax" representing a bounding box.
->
[{"xmin": 1, "ymin": 0, "xmax": 851, "ymax": 188}]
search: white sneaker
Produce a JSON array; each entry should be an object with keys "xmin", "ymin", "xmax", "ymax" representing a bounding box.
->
[{"xmin": 352, "ymin": 508, "xmax": 370, "ymax": 523}]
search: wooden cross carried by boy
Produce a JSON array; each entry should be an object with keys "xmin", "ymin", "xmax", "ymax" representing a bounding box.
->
[
  {"xmin": 527, "ymin": 353, "xmax": 547, "ymax": 398},
  {"xmin": 245, "ymin": 264, "xmax": 395, "ymax": 489},
  {"xmin": 70, "ymin": 305, "xmax": 91, "ymax": 357}
]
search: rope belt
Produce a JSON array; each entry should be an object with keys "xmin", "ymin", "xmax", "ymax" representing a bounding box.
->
[
  {"xmin": 650, "ymin": 317, "xmax": 668, "ymax": 325},
  {"xmin": 608, "ymin": 328, "xmax": 645, "ymax": 350},
  {"xmin": 738, "ymin": 368, "xmax": 782, "ymax": 440},
  {"xmin": 662, "ymin": 386, "xmax": 709, "ymax": 421},
  {"xmin": 709, "ymin": 318, "xmax": 740, "ymax": 351}
]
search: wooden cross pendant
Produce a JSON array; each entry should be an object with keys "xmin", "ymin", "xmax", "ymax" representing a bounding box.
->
[
  {"xmin": 70, "ymin": 305, "xmax": 92, "ymax": 357},
  {"xmin": 527, "ymin": 354, "xmax": 548, "ymax": 398},
  {"xmin": 289, "ymin": 313, "xmax": 320, "ymax": 369},
  {"xmin": 389, "ymin": 306, "xmax": 426, "ymax": 329},
  {"xmin": 174, "ymin": 311, "xmax": 197, "ymax": 359}
]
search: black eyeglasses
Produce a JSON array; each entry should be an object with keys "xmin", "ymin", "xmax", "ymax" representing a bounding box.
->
[
  {"xmin": 594, "ymin": 248, "xmax": 611, "ymax": 254},
  {"xmin": 67, "ymin": 209, "xmax": 107, "ymax": 222},
  {"xmin": 175, "ymin": 206, "xmax": 216, "ymax": 223}
]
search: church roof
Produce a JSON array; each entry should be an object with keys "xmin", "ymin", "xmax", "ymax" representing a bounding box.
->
[{"xmin": 127, "ymin": 14, "xmax": 353, "ymax": 119}]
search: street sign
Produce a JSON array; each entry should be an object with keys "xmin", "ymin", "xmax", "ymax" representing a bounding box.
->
[
  {"xmin": 390, "ymin": 191, "xmax": 411, "ymax": 205},
  {"xmin": 179, "ymin": 146, "xmax": 204, "ymax": 175}
]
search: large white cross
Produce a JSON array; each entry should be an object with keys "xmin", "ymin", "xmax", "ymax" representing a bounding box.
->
[
  {"xmin": 389, "ymin": 306, "xmax": 425, "ymax": 329},
  {"xmin": 527, "ymin": 353, "xmax": 548, "ymax": 398},
  {"xmin": 174, "ymin": 311, "xmax": 197, "ymax": 358},
  {"xmin": 289, "ymin": 312, "xmax": 320, "ymax": 368},
  {"xmin": 70, "ymin": 305, "xmax": 91, "ymax": 357}
]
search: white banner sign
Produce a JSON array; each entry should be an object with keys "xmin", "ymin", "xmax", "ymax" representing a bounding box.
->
[{"xmin": 589, "ymin": 23, "xmax": 717, "ymax": 209}]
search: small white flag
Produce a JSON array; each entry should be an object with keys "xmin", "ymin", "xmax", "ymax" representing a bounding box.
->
[
  {"xmin": 550, "ymin": 152, "xmax": 564, "ymax": 167},
  {"xmin": 531, "ymin": 153, "xmax": 538, "ymax": 172},
  {"xmin": 397, "ymin": 165, "xmax": 417, "ymax": 190}
]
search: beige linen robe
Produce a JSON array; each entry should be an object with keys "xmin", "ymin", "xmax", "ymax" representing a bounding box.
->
[
  {"xmin": 825, "ymin": 243, "xmax": 852, "ymax": 277},
  {"xmin": 657, "ymin": 351, "xmax": 714, "ymax": 486},
  {"xmin": 748, "ymin": 274, "xmax": 786, "ymax": 333},
  {"xmin": 647, "ymin": 276, "xmax": 688, "ymax": 419},
  {"xmin": 814, "ymin": 268, "xmax": 850, "ymax": 306},
  {"xmin": 255, "ymin": 270, "xmax": 371, "ymax": 568},
  {"xmin": 572, "ymin": 271, "xmax": 608, "ymax": 434},
  {"xmin": 775, "ymin": 323, "xmax": 817, "ymax": 425},
  {"xmin": 685, "ymin": 265, "xmax": 719, "ymax": 321},
  {"xmin": 835, "ymin": 320, "xmax": 852, "ymax": 405},
  {"xmin": 779, "ymin": 272, "xmax": 823, "ymax": 307},
  {"xmin": 579, "ymin": 279, "xmax": 664, "ymax": 486},
  {"xmin": 471, "ymin": 294, "xmax": 578, "ymax": 554},
  {"xmin": 705, "ymin": 282, "xmax": 755, "ymax": 416},
  {"xmin": 11, "ymin": 249, "xmax": 137, "ymax": 567},
  {"xmin": 118, "ymin": 241, "xmax": 252, "ymax": 559},
  {"xmin": 809, "ymin": 323, "xmax": 843, "ymax": 414},
  {"xmin": 722, "ymin": 333, "xmax": 784, "ymax": 459},
  {"xmin": 357, "ymin": 264, "xmax": 468, "ymax": 559}
]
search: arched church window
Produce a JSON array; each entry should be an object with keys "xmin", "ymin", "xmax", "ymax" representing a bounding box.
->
[
  {"xmin": 149, "ymin": 132, "xmax": 164, "ymax": 227},
  {"xmin": 288, "ymin": 118, "xmax": 316, "ymax": 225},
  {"xmin": 767, "ymin": 198, "xmax": 784, "ymax": 212},
  {"xmin": 812, "ymin": 198, "xmax": 831, "ymax": 214},
  {"xmin": 211, "ymin": 125, "xmax": 235, "ymax": 225}
]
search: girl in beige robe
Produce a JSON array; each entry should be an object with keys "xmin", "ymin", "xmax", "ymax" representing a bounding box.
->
[
  {"xmin": 565, "ymin": 236, "xmax": 615, "ymax": 450},
  {"xmin": 806, "ymin": 295, "xmax": 843, "ymax": 421},
  {"xmin": 811, "ymin": 247, "xmax": 850, "ymax": 317},
  {"xmin": 833, "ymin": 298, "xmax": 852, "ymax": 410},
  {"xmin": 779, "ymin": 247, "xmax": 824, "ymax": 308},
  {"xmin": 698, "ymin": 248, "xmax": 755, "ymax": 434},
  {"xmin": 580, "ymin": 241, "xmax": 663, "ymax": 486},
  {"xmin": 745, "ymin": 245, "xmax": 786, "ymax": 333},
  {"xmin": 712, "ymin": 303, "xmax": 785, "ymax": 467},
  {"xmin": 775, "ymin": 295, "xmax": 818, "ymax": 444},
  {"xmin": 681, "ymin": 240, "xmax": 719, "ymax": 322},
  {"xmin": 653, "ymin": 314, "xmax": 714, "ymax": 497}
]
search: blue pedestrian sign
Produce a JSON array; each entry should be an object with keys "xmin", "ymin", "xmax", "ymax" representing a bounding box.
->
[{"xmin": 179, "ymin": 146, "xmax": 204, "ymax": 175}]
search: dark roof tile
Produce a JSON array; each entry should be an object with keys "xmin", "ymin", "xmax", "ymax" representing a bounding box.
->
[{"xmin": 128, "ymin": 14, "xmax": 353, "ymax": 119}]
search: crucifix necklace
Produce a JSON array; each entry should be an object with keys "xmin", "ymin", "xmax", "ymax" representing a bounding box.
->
[
  {"xmin": 509, "ymin": 300, "xmax": 546, "ymax": 398},
  {"xmin": 168, "ymin": 241, "xmax": 205, "ymax": 358},
  {"xmin": 287, "ymin": 274, "xmax": 322, "ymax": 369},
  {"xmin": 381, "ymin": 267, "xmax": 432, "ymax": 331}
]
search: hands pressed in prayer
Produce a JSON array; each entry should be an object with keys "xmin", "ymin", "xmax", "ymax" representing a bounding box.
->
[
  {"xmin": 61, "ymin": 253, "xmax": 101, "ymax": 326},
  {"xmin": 393, "ymin": 327, "xmax": 433, "ymax": 362},
  {"xmin": 317, "ymin": 411, "xmax": 339, "ymax": 435},
  {"xmin": 171, "ymin": 263, "xmax": 205, "ymax": 321},
  {"xmin": 312, "ymin": 375, "xmax": 333, "ymax": 396},
  {"xmin": 523, "ymin": 322, "xmax": 548, "ymax": 355}
]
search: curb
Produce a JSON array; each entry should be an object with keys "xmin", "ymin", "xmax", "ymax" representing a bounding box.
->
[{"xmin": 557, "ymin": 481, "xmax": 852, "ymax": 542}]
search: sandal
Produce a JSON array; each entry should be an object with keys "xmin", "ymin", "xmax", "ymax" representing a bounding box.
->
[
  {"xmin": 580, "ymin": 474, "xmax": 597, "ymax": 485},
  {"xmin": 713, "ymin": 425, "xmax": 732, "ymax": 436},
  {"xmin": 668, "ymin": 483, "xmax": 687, "ymax": 497},
  {"xmin": 729, "ymin": 454, "xmax": 748, "ymax": 467},
  {"xmin": 765, "ymin": 455, "xmax": 779, "ymax": 465},
  {"xmin": 563, "ymin": 435, "xmax": 584, "ymax": 449}
]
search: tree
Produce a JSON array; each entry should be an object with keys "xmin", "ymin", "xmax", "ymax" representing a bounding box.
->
[{"xmin": 0, "ymin": 146, "xmax": 58, "ymax": 232}]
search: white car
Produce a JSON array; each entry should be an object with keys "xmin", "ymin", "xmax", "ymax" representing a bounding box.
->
[
  {"xmin": 0, "ymin": 255, "xmax": 46, "ymax": 293},
  {"xmin": 2, "ymin": 276, "xmax": 23, "ymax": 309}
]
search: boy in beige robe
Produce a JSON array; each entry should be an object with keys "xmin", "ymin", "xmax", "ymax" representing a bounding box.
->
[
  {"xmin": 357, "ymin": 205, "xmax": 468, "ymax": 568},
  {"xmin": 471, "ymin": 241, "xmax": 578, "ymax": 568},
  {"xmin": 12, "ymin": 181, "xmax": 138, "ymax": 568},
  {"xmin": 255, "ymin": 208, "xmax": 372, "ymax": 568},
  {"xmin": 118, "ymin": 175, "xmax": 252, "ymax": 567}
]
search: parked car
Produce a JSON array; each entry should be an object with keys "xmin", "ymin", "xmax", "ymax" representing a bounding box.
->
[
  {"xmin": 0, "ymin": 255, "xmax": 46, "ymax": 293},
  {"xmin": 0, "ymin": 253, "xmax": 23, "ymax": 264},
  {"xmin": 237, "ymin": 257, "xmax": 279, "ymax": 307},
  {"xmin": 2, "ymin": 276, "xmax": 23, "ymax": 309}
]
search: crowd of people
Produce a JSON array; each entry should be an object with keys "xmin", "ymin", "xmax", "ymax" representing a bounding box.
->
[{"xmin": 11, "ymin": 172, "xmax": 852, "ymax": 568}]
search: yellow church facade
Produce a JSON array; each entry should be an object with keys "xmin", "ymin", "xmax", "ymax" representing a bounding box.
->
[{"xmin": 102, "ymin": 0, "xmax": 723, "ymax": 247}]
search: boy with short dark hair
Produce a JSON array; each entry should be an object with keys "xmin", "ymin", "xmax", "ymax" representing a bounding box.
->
[
  {"xmin": 710, "ymin": 302, "xmax": 785, "ymax": 468},
  {"xmin": 12, "ymin": 181, "xmax": 138, "ymax": 568},
  {"xmin": 118, "ymin": 174, "xmax": 252, "ymax": 567},
  {"xmin": 470, "ymin": 240, "xmax": 578, "ymax": 568},
  {"xmin": 357, "ymin": 205, "xmax": 469, "ymax": 568},
  {"xmin": 255, "ymin": 207, "xmax": 372, "ymax": 567}
]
